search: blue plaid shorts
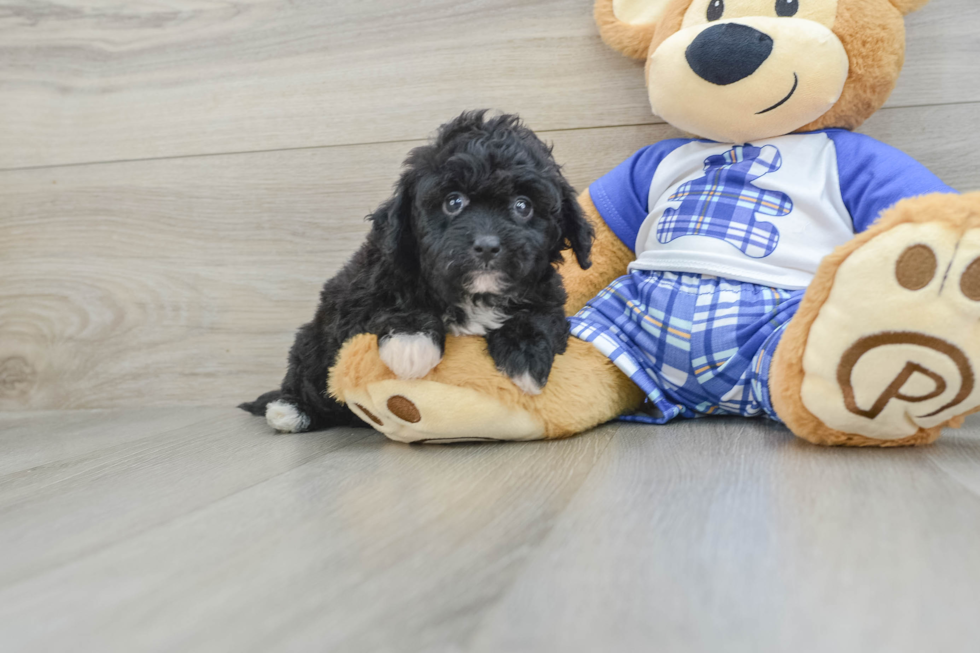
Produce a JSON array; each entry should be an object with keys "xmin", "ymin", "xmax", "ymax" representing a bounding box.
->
[{"xmin": 569, "ymin": 270, "xmax": 804, "ymax": 424}]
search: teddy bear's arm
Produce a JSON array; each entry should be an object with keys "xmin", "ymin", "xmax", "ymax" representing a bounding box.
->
[
  {"xmin": 825, "ymin": 131, "xmax": 958, "ymax": 234},
  {"xmin": 559, "ymin": 189, "xmax": 636, "ymax": 315}
]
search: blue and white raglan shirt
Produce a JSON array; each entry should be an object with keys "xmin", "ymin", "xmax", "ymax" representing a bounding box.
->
[{"xmin": 590, "ymin": 129, "xmax": 956, "ymax": 289}]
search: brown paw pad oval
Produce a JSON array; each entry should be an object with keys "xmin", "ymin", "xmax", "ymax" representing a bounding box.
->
[
  {"xmin": 961, "ymin": 257, "xmax": 980, "ymax": 301},
  {"xmin": 895, "ymin": 244, "xmax": 937, "ymax": 291},
  {"xmin": 387, "ymin": 395, "xmax": 421, "ymax": 423},
  {"xmin": 354, "ymin": 403, "xmax": 383, "ymax": 426}
]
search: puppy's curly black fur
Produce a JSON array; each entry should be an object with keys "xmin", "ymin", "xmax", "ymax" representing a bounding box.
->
[{"xmin": 241, "ymin": 111, "xmax": 594, "ymax": 433}]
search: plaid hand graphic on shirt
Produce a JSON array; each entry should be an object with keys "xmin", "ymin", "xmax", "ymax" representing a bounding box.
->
[{"xmin": 656, "ymin": 144, "xmax": 793, "ymax": 258}]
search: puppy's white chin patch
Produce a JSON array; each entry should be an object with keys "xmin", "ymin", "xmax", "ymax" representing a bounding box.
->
[
  {"xmin": 266, "ymin": 400, "xmax": 310, "ymax": 433},
  {"xmin": 466, "ymin": 272, "xmax": 505, "ymax": 295},
  {"xmin": 511, "ymin": 372, "xmax": 543, "ymax": 396},
  {"xmin": 379, "ymin": 333, "xmax": 442, "ymax": 379}
]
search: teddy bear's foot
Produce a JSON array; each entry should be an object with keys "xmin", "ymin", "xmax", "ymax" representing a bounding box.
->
[
  {"xmin": 343, "ymin": 379, "xmax": 546, "ymax": 444},
  {"xmin": 773, "ymin": 193, "xmax": 980, "ymax": 446},
  {"xmin": 329, "ymin": 333, "xmax": 645, "ymax": 444}
]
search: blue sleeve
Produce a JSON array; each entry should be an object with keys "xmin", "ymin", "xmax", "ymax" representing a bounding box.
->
[
  {"xmin": 589, "ymin": 139, "xmax": 692, "ymax": 251},
  {"xmin": 827, "ymin": 130, "xmax": 957, "ymax": 233}
]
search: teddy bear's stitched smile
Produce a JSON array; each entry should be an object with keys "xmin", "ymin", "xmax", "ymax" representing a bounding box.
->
[{"xmin": 756, "ymin": 72, "xmax": 799, "ymax": 114}]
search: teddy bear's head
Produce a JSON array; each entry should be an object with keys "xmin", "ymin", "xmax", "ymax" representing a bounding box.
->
[{"xmin": 595, "ymin": 0, "xmax": 930, "ymax": 143}]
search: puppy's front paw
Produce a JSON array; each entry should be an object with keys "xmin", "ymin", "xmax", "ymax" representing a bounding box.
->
[
  {"xmin": 487, "ymin": 330, "xmax": 553, "ymax": 396},
  {"xmin": 379, "ymin": 333, "xmax": 443, "ymax": 379},
  {"xmin": 509, "ymin": 371, "xmax": 544, "ymax": 396}
]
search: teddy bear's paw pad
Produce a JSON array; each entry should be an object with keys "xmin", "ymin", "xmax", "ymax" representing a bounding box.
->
[
  {"xmin": 352, "ymin": 402, "xmax": 384, "ymax": 427},
  {"xmin": 346, "ymin": 379, "xmax": 546, "ymax": 444},
  {"xmin": 801, "ymin": 223, "xmax": 980, "ymax": 440},
  {"xmin": 385, "ymin": 396, "xmax": 421, "ymax": 423}
]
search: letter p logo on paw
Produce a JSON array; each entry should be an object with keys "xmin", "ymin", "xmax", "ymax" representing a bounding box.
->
[
  {"xmin": 837, "ymin": 332, "xmax": 973, "ymax": 422},
  {"xmin": 804, "ymin": 329, "xmax": 977, "ymax": 439}
]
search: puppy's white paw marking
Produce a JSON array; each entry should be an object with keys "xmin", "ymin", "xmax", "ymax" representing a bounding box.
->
[
  {"xmin": 379, "ymin": 334, "xmax": 442, "ymax": 379},
  {"xmin": 511, "ymin": 372, "xmax": 543, "ymax": 396},
  {"xmin": 266, "ymin": 400, "xmax": 310, "ymax": 433}
]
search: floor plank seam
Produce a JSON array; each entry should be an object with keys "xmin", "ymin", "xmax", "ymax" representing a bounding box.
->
[
  {"xmin": 2, "ymin": 100, "xmax": 974, "ymax": 174},
  {"xmin": 0, "ymin": 413, "xmax": 236, "ymax": 484},
  {"xmin": 0, "ymin": 428, "xmax": 375, "ymax": 590}
]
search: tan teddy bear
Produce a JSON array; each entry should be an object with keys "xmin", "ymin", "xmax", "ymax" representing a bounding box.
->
[{"xmin": 330, "ymin": 0, "xmax": 980, "ymax": 447}]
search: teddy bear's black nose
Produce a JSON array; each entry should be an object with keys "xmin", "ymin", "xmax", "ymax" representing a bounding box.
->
[{"xmin": 686, "ymin": 23, "xmax": 773, "ymax": 86}]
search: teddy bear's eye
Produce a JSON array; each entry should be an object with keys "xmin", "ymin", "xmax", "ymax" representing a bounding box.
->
[
  {"xmin": 775, "ymin": 0, "xmax": 799, "ymax": 17},
  {"xmin": 707, "ymin": 0, "xmax": 724, "ymax": 21}
]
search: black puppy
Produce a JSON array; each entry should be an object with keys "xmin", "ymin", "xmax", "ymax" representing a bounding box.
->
[{"xmin": 241, "ymin": 111, "xmax": 594, "ymax": 433}]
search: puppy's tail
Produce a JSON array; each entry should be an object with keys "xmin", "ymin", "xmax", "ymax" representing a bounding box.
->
[{"xmin": 238, "ymin": 390, "xmax": 282, "ymax": 416}]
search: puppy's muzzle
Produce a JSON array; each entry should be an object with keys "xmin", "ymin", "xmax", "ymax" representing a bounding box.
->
[{"xmin": 472, "ymin": 235, "xmax": 501, "ymax": 264}]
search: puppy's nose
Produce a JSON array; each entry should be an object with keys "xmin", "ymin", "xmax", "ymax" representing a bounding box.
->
[
  {"xmin": 686, "ymin": 23, "xmax": 773, "ymax": 86},
  {"xmin": 473, "ymin": 235, "xmax": 501, "ymax": 262}
]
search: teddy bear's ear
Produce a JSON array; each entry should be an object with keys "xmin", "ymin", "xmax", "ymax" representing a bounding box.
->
[
  {"xmin": 594, "ymin": 0, "xmax": 677, "ymax": 61},
  {"xmin": 889, "ymin": 0, "xmax": 931, "ymax": 15}
]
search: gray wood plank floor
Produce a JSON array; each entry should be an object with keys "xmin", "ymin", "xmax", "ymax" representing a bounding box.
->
[{"xmin": 1, "ymin": 410, "xmax": 980, "ymax": 652}]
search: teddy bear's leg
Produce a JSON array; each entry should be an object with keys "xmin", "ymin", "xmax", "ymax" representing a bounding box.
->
[
  {"xmin": 769, "ymin": 193, "xmax": 980, "ymax": 446},
  {"xmin": 329, "ymin": 333, "xmax": 644, "ymax": 443}
]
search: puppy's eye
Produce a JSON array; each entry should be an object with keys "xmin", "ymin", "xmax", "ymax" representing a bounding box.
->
[
  {"xmin": 443, "ymin": 192, "xmax": 469, "ymax": 217},
  {"xmin": 512, "ymin": 197, "xmax": 533, "ymax": 221},
  {"xmin": 707, "ymin": 0, "xmax": 724, "ymax": 21},
  {"xmin": 775, "ymin": 0, "xmax": 798, "ymax": 16}
]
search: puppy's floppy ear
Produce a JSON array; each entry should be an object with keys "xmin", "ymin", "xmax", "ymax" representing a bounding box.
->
[
  {"xmin": 558, "ymin": 179, "xmax": 594, "ymax": 270},
  {"xmin": 370, "ymin": 168, "xmax": 417, "ymax": 265}
]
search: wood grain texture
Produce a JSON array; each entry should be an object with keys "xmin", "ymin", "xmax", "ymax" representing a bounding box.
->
[
  {"xmin": 0, "ymin": 411, "xmax": 979, "ymax": 651},
  {"xmin": 0, "ymin": 0, "xmax": 976, "ymax": 169},
  {"xmin": 2, "ymin": 102, "xmax": 979, "ymax": 410},
  {"xmin": 467, "ymin": 420, "xmax": 980, "ymax": 653},
  {"xmin": 0, "ymin": 409, "xmax": 371, "ymax": 586},
  {"xmin": 0, "ymin": 408, "xmax": 618, "ymax": 653}
]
